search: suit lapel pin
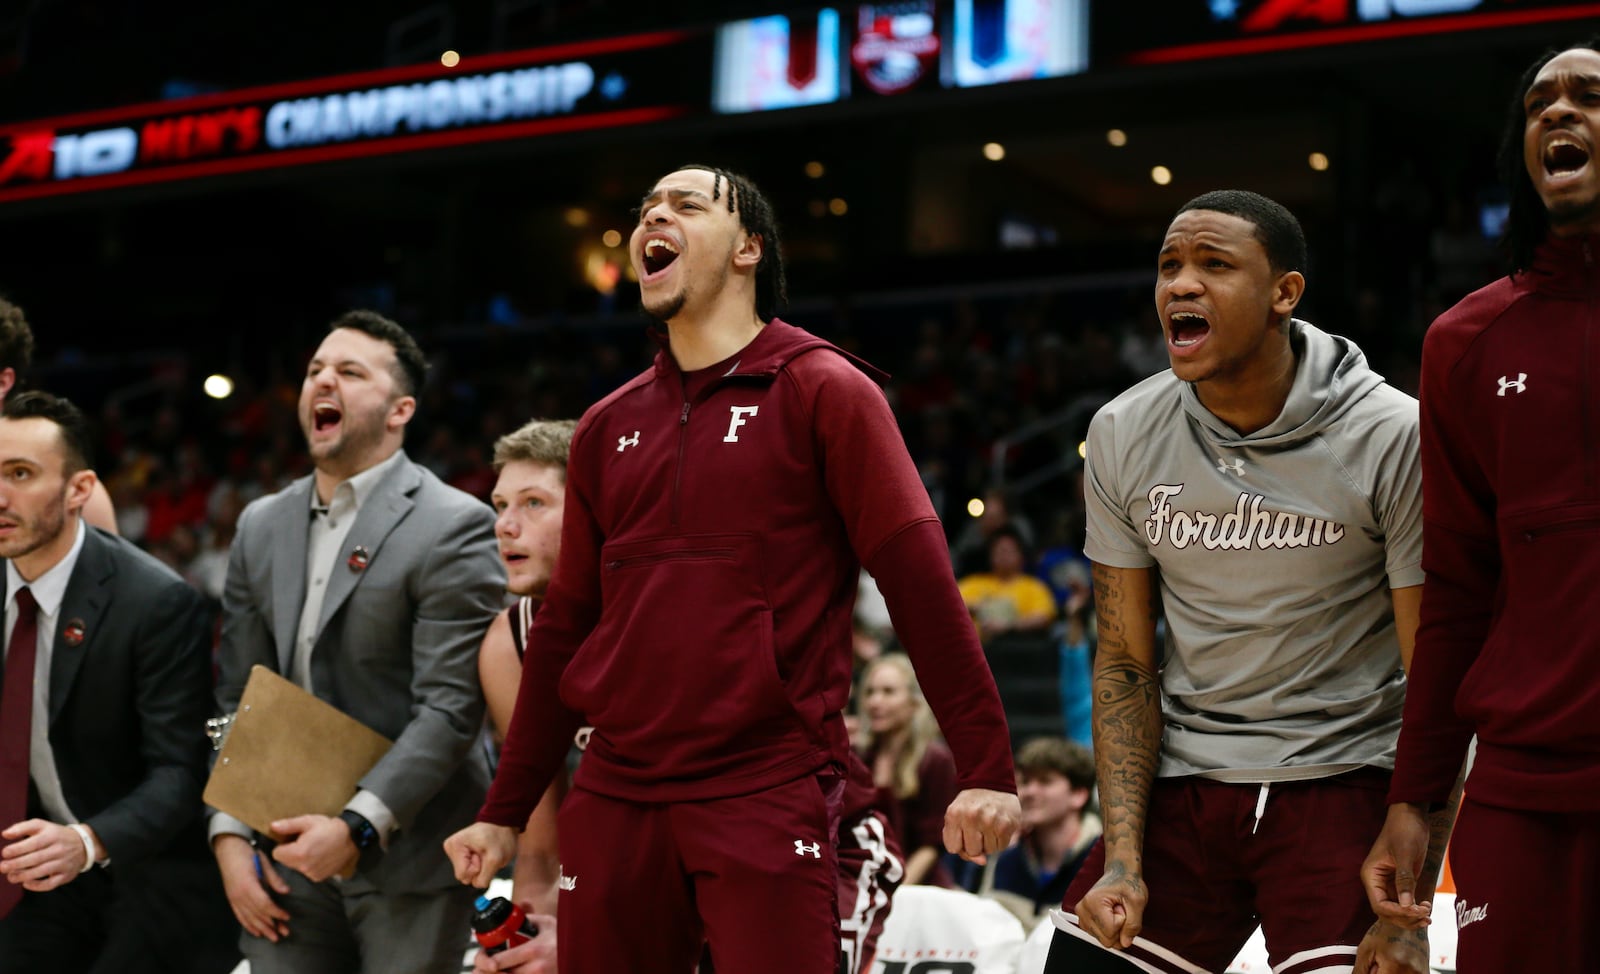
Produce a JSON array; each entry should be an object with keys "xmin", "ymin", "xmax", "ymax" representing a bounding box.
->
[
  {"xmin": 62, "ymin": 618, "xmax": 86, "ymax": 646},
  {"xmin": 347, "ymin": 546, "xmax": 370, "ymax": 573}
]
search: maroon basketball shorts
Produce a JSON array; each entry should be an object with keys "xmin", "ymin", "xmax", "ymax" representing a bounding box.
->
[
  {"xmin": 555, "ymin": 774, "xmax": 842, "ymax": 974},
  {"xmin": 837, "ymin": 807, "xmax": 904, "ymax": 974},
  {"xmin": 1048, "ymin": 768, "xmax": 1390, "ymax": 974},
  {"xmin": 1449, "ymin": 796, "xmax": 1600, "ymax": 973}
]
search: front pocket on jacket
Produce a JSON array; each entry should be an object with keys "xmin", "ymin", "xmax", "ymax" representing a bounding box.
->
[{"xmin": 561, "ymin": 533, "xmax": 798, "ymax": 772}]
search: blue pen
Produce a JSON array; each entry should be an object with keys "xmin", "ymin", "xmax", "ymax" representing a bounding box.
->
[{"xmin": 254, "ymin": 850, "xmax": 264, "ymax": 881}]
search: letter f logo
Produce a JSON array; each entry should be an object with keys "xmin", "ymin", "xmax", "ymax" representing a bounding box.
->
[{"xmin": 724, "ymin": 406, "xmax": 759, "ymax": 442}]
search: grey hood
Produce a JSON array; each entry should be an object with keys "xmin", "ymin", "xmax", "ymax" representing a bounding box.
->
[{"xmin": 1179, "ymin": 318, "xmax": 1384, "ymax": 449}]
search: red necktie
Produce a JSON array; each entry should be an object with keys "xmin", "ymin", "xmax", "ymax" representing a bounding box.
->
[{"xmin": 0, "ymin": 587, "xmax": 39, "ymax": 919}]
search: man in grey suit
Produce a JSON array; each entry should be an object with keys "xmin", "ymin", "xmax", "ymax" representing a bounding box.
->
[
  {"xmin": 209, "ymin": 311, "xmax": 505, "ymax": 974},
  {"xmin": 0, "ymin": 392, "xmax": 230, "ymax": 974}
]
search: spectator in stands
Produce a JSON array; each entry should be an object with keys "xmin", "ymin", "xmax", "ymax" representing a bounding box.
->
[
  {"xmin": 972, "ymin": 738, "xmax": 1101, "ymax": 932},
  {"xmin": 859, "ymin": 653, "xmax": 960, "ymax": 887},
  {"xmin": 958, "ymin": 525, "xmax": 1058, "ymax": 641},
  {"xmin": 189, "ymin": 486, "xmax": 242, "ymax": 604},
  {"xmin": 1036, "ymin": 497, "xmax": 1094, "ymax": 749},
  {"xmin": 852, "ymin": 570, "xmax": 893, "ymax": 671},
  {"xmin": 0, "ymin": 297, "xmax": 117, "ymax": 534},
  {"xmin": 950, "ymin": 487, "xmax": 1036, "ymax": 577}
]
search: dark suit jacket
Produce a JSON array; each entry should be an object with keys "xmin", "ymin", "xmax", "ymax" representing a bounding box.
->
[
  {"xmin": 0, "ymin": 525, "xmax": 229, "ymax": 972},
  {"xmin": 12, "ymin": 525, "xmax": 215, "ymax": 866}
]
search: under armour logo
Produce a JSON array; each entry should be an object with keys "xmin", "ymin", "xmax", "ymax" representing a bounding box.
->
[
  {"xmin": 1497, "ymin": 373, "xmax": 1527, "ymax": 396},
  {"xmin": 617, "ymin": 431, "xmax": 641, "ymax": 451},
  {"xmin": 724, "ymin": 406, "xmax": 759, "ymax": 443},
  {"xmin": 1217, "ymin": 458, "xmax": 1245, "ymax": 476},
  {"xmin": 793, "ymin": 840, "xmax": 820, "ymax": 858},
  {"xmin": 557, "ymin": 869, "xmax": 577, "ymax": 892}
]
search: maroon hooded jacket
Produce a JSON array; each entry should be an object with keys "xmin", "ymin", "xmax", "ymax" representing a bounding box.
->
[
  {"xmin": 480, "ymin": 320, "xmax": 1014, "ymax": 822},
  {"xmin": 1390, "ymin": 233, "xmax": 1600, "ymax": 813}
]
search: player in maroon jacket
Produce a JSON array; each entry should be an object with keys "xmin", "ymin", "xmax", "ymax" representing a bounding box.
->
[
  {"xmin": 1361, "ymin": 37, "xmax": 1600, "ymax": 974},
  {"xmin": 446, "ymin": 165, "xmax": 1018, "ymax": 974},
  {"xmin": 471, "ymin": 420, "xmax": 905, "ymax": 974}
]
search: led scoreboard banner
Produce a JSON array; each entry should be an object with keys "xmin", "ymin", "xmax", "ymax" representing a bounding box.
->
[
  {"xmin": 1095, "ymin": 0, "xmax": 1600, "ymax": 66},
  {"xmin": 0, "ymin": 30, "xmax": 711, "ymax": 204}
]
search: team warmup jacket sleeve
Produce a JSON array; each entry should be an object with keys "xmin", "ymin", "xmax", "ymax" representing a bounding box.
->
[
  {"xmin": 797, "ymin": 356, "xmax": 1016, "ymax": 795},
  {"xmin": 477, "ymin": 423, "xmax": 602, "ymax": 828},
  {"xmin": 1389, "ymin": 319, "xmax": 1494, "ymax": 806},
  {"xmin": 1392, "ymin": 235, "xmax": 1600, "ymax": 811}
]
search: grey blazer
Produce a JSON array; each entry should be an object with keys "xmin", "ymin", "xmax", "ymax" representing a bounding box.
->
[{"xmin": 214, "ymin": 452, "xmax": 505, "ymax": 893}]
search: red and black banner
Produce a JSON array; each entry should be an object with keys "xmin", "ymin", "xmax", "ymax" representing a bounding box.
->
[
  {"xmin": 1094, "ymin": 0, "xmax": 1600, "ymax": 67},
  {"xmin": 0, "ymin": 29, "xmax": 711, "ymax": 204}
]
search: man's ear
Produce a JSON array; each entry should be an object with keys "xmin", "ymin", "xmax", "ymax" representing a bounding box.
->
[
  {"xmin": 387, "ymin": 395, "xmax": 417, "ymax": 432},
  {"xmin": 1272, "ymin": 270, "xmax": 1306, "ymax": 322},
  {"xmin": 0, "ymin": 368, "xmax": 16, "ymax": 401},
  {"xmin": 65, "ymin": 469, "xmax": 97, "ymax": 517},
  {"xmin": 733, "ymin": 231, "xmax": 764, "ymax": 271}
]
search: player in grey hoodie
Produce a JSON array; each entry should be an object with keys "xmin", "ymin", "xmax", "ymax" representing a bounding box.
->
[{"xmin": 1042, "ymin": 191, "xmax": 1430, "ymax": 974}]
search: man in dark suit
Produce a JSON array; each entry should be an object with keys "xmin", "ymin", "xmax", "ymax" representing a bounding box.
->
[
  {"xmin": 0, "ymin": 391, "xmax": 228, "ymax": 974},
  {"xmin": 209, "ymin": 311, "xmax": 504, "ymax": 974}
]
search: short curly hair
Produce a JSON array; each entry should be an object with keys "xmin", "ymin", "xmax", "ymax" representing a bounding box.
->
[{"xmin": 0, "ymin": 296, "xmax": 35, "ymax": 376}]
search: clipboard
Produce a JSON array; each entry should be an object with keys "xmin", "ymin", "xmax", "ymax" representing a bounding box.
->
[{"xmin": 203, "ymin": 665, "xmax": 393, "ymax": 839}]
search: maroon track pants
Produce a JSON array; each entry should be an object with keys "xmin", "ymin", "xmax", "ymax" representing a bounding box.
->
[
  {"xmin": 1449, "ymin": 796, "xmax": 1600, "ymax": 973},
  {"xmin": 1052, "ymin": 768, "xmax": 1389, "ymax": 974},
  {"xmin": 556, "ymin": 774, "xmax": 841, "ymax": 974}
]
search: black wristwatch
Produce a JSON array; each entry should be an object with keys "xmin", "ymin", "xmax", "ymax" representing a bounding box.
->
[{"xmin": 338, "ymin": 810, "xmax": 380, "ymax": 852}]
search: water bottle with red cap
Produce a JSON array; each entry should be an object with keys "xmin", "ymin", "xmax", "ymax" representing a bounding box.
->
[{"xmin": 471, "ymin": 894, "xmax": 539, "ymax": 955}]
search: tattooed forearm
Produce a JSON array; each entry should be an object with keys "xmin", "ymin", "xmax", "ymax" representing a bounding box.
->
[
  {"xmin": 1419, "ymin": 760, "xmax": 1468, "ymax": 893},
  {"xmin": 1090, "ymin": 563, "xmax": 1163, "ymax": 866},
  {"xmin": 1094, "ymin": 562, "xmax": 1128, "ymax": 654}
]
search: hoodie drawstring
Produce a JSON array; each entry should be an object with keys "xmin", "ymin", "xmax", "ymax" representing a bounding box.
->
[{"xmin": 1251, "ymin": 783, "xmax": 1270, "ymax": 835}]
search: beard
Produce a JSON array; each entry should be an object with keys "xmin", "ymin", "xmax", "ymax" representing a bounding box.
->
[
  {"xmin": 303, "ymin": 405, "xmax": 388, "ymax": 470},
  {"xmin": 641, "ymin": 288, "xmax": 687, "ymax": 324},
  {"xmin": 639, "ymin": 255, "xmax": 734, "ymax": 324},
  {"xmin": 1547, "ymin": 192, "xmax": 1600, "ymax": 229},
  {"xmin": 0, "ymin": 494, "xmax": 66, "ymax": 562}
]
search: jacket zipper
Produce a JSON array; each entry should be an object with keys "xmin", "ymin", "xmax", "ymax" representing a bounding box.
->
[
  {"xmin": 672, "ymin": 400, "xmax": 690, "ymax": 526},
  {"xmin": 605, "ymin": 547, "xmax": 735, "ymax": 571},
  {"xmin": 1521, "ymin": 516, "xmax": 1600, "ymax": 543},
  {"xmin": 668, "ymin": 368, "xmax": 775, "ymax": 528}
]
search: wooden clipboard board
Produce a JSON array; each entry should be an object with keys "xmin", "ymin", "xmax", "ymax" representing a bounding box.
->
[{"xmin": 203, "ymin": 665, "xmax": 393, "ymax": 839}]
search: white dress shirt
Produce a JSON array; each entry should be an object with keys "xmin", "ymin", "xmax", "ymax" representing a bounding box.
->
[{"xmin": 3, "ymin": 522, "xmax": 93, "ymax": 840}]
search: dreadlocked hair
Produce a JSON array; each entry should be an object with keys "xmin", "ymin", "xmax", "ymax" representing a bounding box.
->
[
  {"xmin": 1498, "ymin": 35, "xmax": 1600, "ymax": 276},
  {"xmin": 676, "ymin": 164, "xmax": 788, "ymax": 322}
]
